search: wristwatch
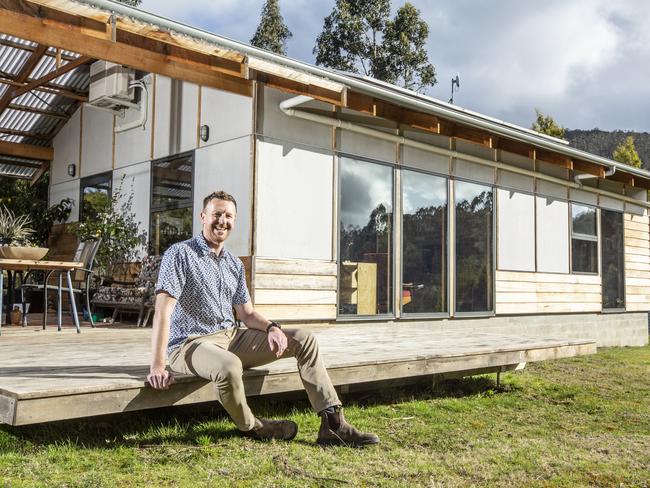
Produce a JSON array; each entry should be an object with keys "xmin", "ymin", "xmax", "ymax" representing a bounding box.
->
[{"xmin": 266, "ymin": 321, "xmax": 281, "ymax": 334}]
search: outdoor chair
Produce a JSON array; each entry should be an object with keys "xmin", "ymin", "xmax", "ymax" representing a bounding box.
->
[
  {"xmin": 21, "ymin": 238, "xmax": 101, "ymax": 328},
  {"xmin": 91, "ymin": 255, "xmax": 163, "ymax": 327}
]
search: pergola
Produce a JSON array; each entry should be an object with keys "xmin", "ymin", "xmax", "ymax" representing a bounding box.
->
[{"xmin": 0, "ymin": 0, "xmax": 649, "ymax": 190}]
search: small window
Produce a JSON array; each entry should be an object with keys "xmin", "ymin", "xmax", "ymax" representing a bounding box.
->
[
  {"xmin": 150, "ymin": 152, "xmax": 194, "ymax": 255},
  {"xmin": 79, "ymin": 172, "xmax": 112, "ymax": 223},
  {"xmin": 571, "ymin": 203, "xmax": 598, "ymax": 274}
]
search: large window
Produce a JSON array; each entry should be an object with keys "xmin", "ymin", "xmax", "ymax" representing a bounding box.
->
[
  {"xmin": 79, "ymin": 172, "xmax": 111, "ymax": 222},
  {"xmin": 571, "ymin": 203, "xmax": 598, "ymax": 274},
  {"xmin": 601, "ymin": 209, "xmax": 625, "ymax": 309},
  {"xmin": 339, "ymin": 157, "xmax": 393, "ymax": 316},
  {"xmin": 402, "ymin": 170, "xmax": 447, "ymax": 314},
  {"xmin": 150, "ymin": 153, "xmax": 194, "ymax": 255},
  {"xmin": 455, "ymin": 180, "xmax": 493, "ymax": 313}
]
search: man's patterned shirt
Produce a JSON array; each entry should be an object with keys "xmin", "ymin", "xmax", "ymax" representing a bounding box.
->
[{"xmin": 155, "ymin": 234, "xmax": 250, "ymax": 355}]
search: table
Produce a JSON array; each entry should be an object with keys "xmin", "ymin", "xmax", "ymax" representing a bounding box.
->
[{"xmin": 0, "ymin": 259, "xmax": 84, "ymax": 334}]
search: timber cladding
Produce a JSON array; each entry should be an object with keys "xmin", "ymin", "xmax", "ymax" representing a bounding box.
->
[
  {"xmin": 252, "ymin": 258, "xmax": 337, "ymax": 321},
  {"xmin": 495, "ymin": 271, "xmax": 602, "ymax": 315},
  {"xmin": 624, "ymin": 213, "xmax": 650, "ymax": 312}
]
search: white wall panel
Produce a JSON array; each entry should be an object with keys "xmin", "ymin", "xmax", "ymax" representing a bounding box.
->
[
  {"xmin": 536, "ymin": 196, "xmax": 569, "ymax": 273},
  {"xmin": 113, "ymin": 162, "xmax": 151, "ymax": 257},
  {"xmin": 497, "ymin": 189, "xmax": 535, "ymax": 271},
  {"xmin": 401, "ymin": 146, "xmax": 449, "ymax": 174},
  {"xmin": 193, "ymin": 138, "xmax": 252, "ymax": 256},
  {"xmin": 453, "ymin": 158, "xmax": 494, "ymax": 184},
  {"xmin": 256, "ymin": 140, "xmax": 333, "ymax": 260},
  {"xmin": 179, "ymin": 82, "xmax": 199, "ymax": 153},
  {"xmin": 455, "ymin": 139, "xmax": 493, "ymax": 160},
  {"xmin": 570, "ymin": 188, "xmax": 598, "ymax": 206},
  {"xmin": 258, "ymin": 87, "xmax": 331, "ymax": 150},
  {"xmin": 599, "ymin": 195, "xmax": 625, "ymax": 211},
  {"xmin": 51, "ymin": 107, "xmax": 81, "ymax": 185},
  {"xmin": 497, "ymin": 170, "xmax": 534, "ymax": 192},
  {"xmin": 200, "ymin": 86, "xmax": 253, "ymax": 146},
  {"xmin": 49, "ymin": 179, "xmax": 80, "ymax": 223},
  {"xmin": 114, "ymin": 75, "xmax": 154, "ymax": 168},
  {"xmin": 537, "ymin": 180, "xmax": 568, "ymax": 199},
  {"xmin": 153, "ymin": 75, "xmax": 172, "ymax": 160},
  {"xmin": 402, "ymin": 128, "xmax": 450, "ymax": 149},
  {"xmin": 80, "ymin": 106, "xmax": 113, "ymax": 177},
  {"xmin": 338, "ymin": 130, "xmax": 396, "ymax": 163}
]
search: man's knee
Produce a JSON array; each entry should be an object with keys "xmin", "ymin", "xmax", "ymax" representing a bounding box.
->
[
  {"xmin": 288, "ymin": 328, "xmax": 318, "ymax": 350},
  {"xmin": 215, "ymin": 356, "xmax": 244, "ymax": 384}
]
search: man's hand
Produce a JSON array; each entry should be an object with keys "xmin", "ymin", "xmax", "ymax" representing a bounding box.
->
[
  {"xmin": 267, "ymin": 327, "xmax": 288, "ymax": 358},
  {"xmin": 147, "ymin": 366, "xmax": 175, "ymax": 390}
]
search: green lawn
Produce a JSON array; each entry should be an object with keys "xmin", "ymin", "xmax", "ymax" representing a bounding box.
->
[{"xmin": 1, "ymin": 346, "xmax": 649, "ymax": 487}]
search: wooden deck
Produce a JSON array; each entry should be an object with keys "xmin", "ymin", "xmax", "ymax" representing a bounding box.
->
[{"xmin": 0, "ymin": 322, "xmax": 596, "ymax": 426}]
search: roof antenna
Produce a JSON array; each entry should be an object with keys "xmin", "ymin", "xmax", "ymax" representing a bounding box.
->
[{"xmin": 449, "ymin": 74, "xmax": 460, "ymax": 104}]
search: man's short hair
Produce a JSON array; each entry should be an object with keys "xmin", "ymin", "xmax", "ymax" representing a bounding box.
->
[{"xmin": 203, "ymin": 191, "xmax": 237, "ymax": 211}]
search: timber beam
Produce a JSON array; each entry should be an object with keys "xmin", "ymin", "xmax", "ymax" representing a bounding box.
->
[
  {"xmin": 30, "ymin": 160, "xmax": 50, "ymax": 186},
  {"xmin": 0, "ymin": 44, "xmax": 48, "ymax": 113},
  {"xmin": 0, "ymin": 127, "xmax": 51, "ymax": 140},
  {"xmin": 7, "ymin": 103, "xmax": 69, "ymax": 120},
  {"xmin": 0, "ymin": 140, "xmax": 52, "ymax": 160},
  {"xmin": 0, "ymin": 1, "xmax": 252, "ymax": 98},
  {"xmin": 0, "ymin": 76, "xmax": 88, "ymax": 101},
  {"xmin": 0, "ymin": 158, "xmax": 41, "ymax": 169}
]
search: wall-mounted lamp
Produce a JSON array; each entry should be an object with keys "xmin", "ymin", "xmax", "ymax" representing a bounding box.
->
[
  {"xmin": 199, "ymin": 124, "xmax": 210, "ymax": 143},
  {"xmin": 67, "ymin": 163, "xmax": 76, "ymax": 177}
]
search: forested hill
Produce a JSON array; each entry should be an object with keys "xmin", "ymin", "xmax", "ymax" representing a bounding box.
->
[{"xmin": 565, "ymin": 129, "xmax": 650, "ymax": 169}]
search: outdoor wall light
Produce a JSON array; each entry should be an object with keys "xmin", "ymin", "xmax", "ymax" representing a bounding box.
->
[
  {"xmin": 67, "ymin": 163, "xmax": 76, "ymax": 177},
  {"xmin": 200, "ymin": 124, "xmax": 210, "ymax": 143}
]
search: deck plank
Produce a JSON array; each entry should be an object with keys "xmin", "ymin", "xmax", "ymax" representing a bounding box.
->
[{"xmin": 0, "ymin": 323, "xmax": 596, "ymax": 425}]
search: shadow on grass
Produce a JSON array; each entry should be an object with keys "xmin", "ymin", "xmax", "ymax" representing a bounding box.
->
[{"xmin": 0, "ymin": 374, "xmax": 516, "ymax": 451}]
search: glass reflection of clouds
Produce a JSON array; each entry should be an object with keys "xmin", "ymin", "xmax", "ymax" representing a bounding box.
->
[
  {"xmin": 455, "ymin": 180, "xmax": 490, "ymax": 205},
  {"xmin": 340, "ymin": 158, "xmax": 392, "ymax": 229},
  {"xmin": 402, "ymin": 171, "xmax": 446, "ymax": 214}
]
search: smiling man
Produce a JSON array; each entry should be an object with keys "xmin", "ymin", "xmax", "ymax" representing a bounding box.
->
[{"xmin": 147, "ymin": 190, "xmax": 379, "ymax": 446}]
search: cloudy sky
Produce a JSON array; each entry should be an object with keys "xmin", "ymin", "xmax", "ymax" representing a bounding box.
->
[{"xmin": 139, "ymin": 0, "xmax": 650, "ymax": 132}]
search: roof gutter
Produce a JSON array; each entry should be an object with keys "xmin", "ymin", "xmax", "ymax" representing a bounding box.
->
[
  {"xmin": 280, "ymin": 95, "xmax": 649, "ymax": 209},
  {"xmin": 77, "ymin": 0, "xmax": 650, "ymax": 182}
]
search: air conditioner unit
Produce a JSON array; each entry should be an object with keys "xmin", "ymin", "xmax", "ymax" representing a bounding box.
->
[{"xmin": 88, "ymin": 60, "xmax": 135, "ymax": 111}]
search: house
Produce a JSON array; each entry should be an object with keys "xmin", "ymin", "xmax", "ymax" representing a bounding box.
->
[{"xmin": 1, "ymin": 0, "xmax": 648, "ymax": 349}]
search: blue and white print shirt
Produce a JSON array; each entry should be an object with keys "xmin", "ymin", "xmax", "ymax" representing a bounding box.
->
[{"xmin": 155, "ymin": 234, "xmax": 250, "ymax": 354}]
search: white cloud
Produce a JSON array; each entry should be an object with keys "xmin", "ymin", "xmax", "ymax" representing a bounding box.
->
[{"xmin": 137, "ymin": 0, "xmax": 650, "ymax": 131}]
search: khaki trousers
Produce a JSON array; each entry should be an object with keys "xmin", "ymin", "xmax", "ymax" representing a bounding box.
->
[{"xmin": 168, "ymin": 327, "xmax": 340, "ymax": 431}]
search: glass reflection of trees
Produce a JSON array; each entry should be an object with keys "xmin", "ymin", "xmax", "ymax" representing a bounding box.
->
[
  {"xmin": 402, "ymin": 170, "xmax": 447, "ymax": 314},
  {"xmin": 80, "ymin": 172, "xmax": 112, "ymax": 222},
  {"xmin": 150, "ymin": 153, "xmax": 194, "ymax": 255},
  {"xmin": 339, "ymin": 158, "xmax": 393, "ymax": 316},
  {"xmin": 601, "ymin": 209, "xmax": 625, "ymax": 309},
  {"xmin": 455, "ymin": 181, "xmax": 493, "ymax": 313},
  {"xmin": 571, "ymin": 204, "xmax": 598, "ymax": 274}
]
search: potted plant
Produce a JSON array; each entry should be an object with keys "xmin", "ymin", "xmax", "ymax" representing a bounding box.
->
[{"xmin": 0, "ymin": 206, "xmax": 48, "ymax": 260}]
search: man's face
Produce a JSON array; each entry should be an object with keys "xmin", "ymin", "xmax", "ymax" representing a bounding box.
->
[{"xmin": 201, "ymin": 198, "xmax": 237, "ymax": 249}]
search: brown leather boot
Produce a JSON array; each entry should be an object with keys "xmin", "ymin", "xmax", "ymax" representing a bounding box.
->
[
  {"xmin": 317, "ymin": 407, "xmax": 379, "ymax": 447},
  {"xmin": 242, "ymin": 418, "xmax": 298, "ymax": 441}
]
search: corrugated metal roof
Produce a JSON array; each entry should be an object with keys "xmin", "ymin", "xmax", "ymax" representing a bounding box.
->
[{"xmin": 0, "ymin": 34, "xmax": 90, "ymax": 179}]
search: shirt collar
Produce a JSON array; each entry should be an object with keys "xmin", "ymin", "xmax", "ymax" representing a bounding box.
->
[{"xmin": 196, "ymin": 233, "xmax": 227, "ymax": 258}]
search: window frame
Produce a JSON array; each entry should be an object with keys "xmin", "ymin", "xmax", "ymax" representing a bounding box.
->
[
  {"xmin": 569, "ymin": 202, "xmax": 599, "ymax": 275},
  {"xmin": 399, "ymin": 166, "xmax": 450, "ymax": 318},
  {"xmin": 600, "ymin": 208, "xmax": 626, "ymax": 312},
  {"xmin": 79, "ymin": 171, "xmax": 112, "ymax": 223},
  {"xmin": 336, "ymin": 153, "xmax": 396, "ymax": 321},
  {"xmin": 452, "ymin": 177, "xmax": 496, "ymax": 317},
  {"xmin": 149, "ymin": 151, "xmax": 195, "ymax": 256}
]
